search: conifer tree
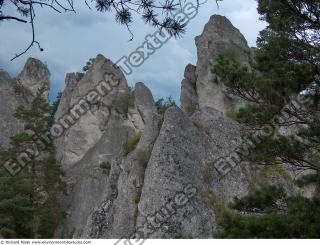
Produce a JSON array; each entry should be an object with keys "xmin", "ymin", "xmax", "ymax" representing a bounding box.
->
[
  {"xmin": 0, "ymin": 85, "xmax": 65, "ymax": 238},
  {"xmin": 214, "ymin": 0, "xmax": 320, "ymax": 171},
  {"xmin": 215, "ymin": 0, "xmax": 320, "ymax": 238}
]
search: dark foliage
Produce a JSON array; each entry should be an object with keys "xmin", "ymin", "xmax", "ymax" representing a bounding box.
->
[
  {"xmin": 214, "ymin": 0, "xmax": 320, "ymax": 171},
  {"xmin": 0, "ymin": 86, "xmax": 65, "ymax": 238},
  {"xmin": 219, "ymin": 187, "xmax": 320, "ymax": 238},
  {"xmin": 155, "ymin": 96, "xmax": 176, "ymax": 114},
  {"xmin": 229, "ymin": 186, "xmax": 286, "ymax": 213}
]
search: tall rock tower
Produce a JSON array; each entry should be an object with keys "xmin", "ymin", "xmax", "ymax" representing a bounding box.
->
[{"xmin": 181, "ymin": 15, "xmax": 253, "ymax": 115}]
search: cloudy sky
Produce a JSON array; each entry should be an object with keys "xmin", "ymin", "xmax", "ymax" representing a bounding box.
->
[{"xmin": 0, "ymin": 0, "xmax": 266, "ymax": 103}]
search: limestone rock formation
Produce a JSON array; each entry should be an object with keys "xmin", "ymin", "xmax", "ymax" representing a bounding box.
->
[
  {"xmin": 180, "ymin": 64, "xmax": 198, "ymax": 116},
  {"xmin": 0, "ymin": 58, "xmax": 50, "ymax": 149},
  {"xmin": 0, "ymin": 15, "xmax": 314, "ymax": 240},
  {"xmin": 54, "ymin": 51, "xmax": 296, "ymax": 238},
  {"xmin": 17, "ymin": 57, "xmax": 50, "ymax": 99},
  {"xmin": 181, "ymin": 15, "xmax": 252, "ymax": 115}
]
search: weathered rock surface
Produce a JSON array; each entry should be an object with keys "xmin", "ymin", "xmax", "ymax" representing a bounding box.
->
[
  {"xmin": 17, "ymin": 57, "xmax": 50, "ymax": 99},
  {"xmin": 0, "ymin": 70, "xmax": 24, "ymax": 149},
  {"xmin": 0, "ymin": 58, "xmax": 50, "ymax": 149},
  {"xmin": 181, "ymin": 15, "xmax": 251, "ymax": 115},
  {"xmin": 0, "ymin": 15, "xmax": 315, "ymax": 240},
  {"xmin": 54, "ymin": 55, "xmax": 157, "ymax": 171},
  {"xmin": 53, "ymin": 16, "xmax": 301, "ymax": 238},
  {"xmin": 180, "ymin": 64, "xmax": 198, "ymax": 116}
]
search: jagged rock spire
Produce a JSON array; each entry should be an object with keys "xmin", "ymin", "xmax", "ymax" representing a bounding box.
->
[{"xmin": 181, "ymin": 15, "xmax": 252, "ymax": 115}]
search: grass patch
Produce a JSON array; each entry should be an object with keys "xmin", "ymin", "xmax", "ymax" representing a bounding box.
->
[
  {"xmin": 123, "ymin": 132, "xmax": 142, "ymax": 155},
  {"xmin": 200, "ymin": 189, "xmax": 226, "ymax": 219},
  {"xmin": 226, "ymin": 111, "xmax": 239, "ymax": 121},
  {"xmin": 136, "ymin": 149, "xmax": 151, "ymax": 169},
  {"xmin": 203, "ymin": 165, "xmax": 213, "ymax": 184}
]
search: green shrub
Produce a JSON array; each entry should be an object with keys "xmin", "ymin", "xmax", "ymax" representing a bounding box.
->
[
  {"xmin": 201, "ymin": 189, "xmax": 226, "ymax": 218},
  {"xmin": 155, "ymin": 96, "xmax": 176, "ymax": 114},
  {"xmin": 229, "ymin": 186, "xmax": 285, "ymax": 212},
  {"xmin": 219, "ymin": 194, "xmax": 320, "ymax": 238},
  {"xmin": 82, "ymin": 58, "xmax": 95, "ymax": 72},
  {"xmin": 226, "ymin": 111, "xmax": 239, "ymax": 121},
  {"xmin": 295, "ymin": 173, "xmax": 320, "ymax": 187},
  {"xmin": 99, "ymin": 161, "xmax": 111, "ymax": 175},
  {"xmin": 14, "ymin": 82, "xmax": 25, "ymax": 94},
  {"xmin": 123, "ymin": 132, "xmax": 142, "ymax": 155},
  {"xmin": 38, "ymin": 198, "xmax": 65, "ymax": 238}
]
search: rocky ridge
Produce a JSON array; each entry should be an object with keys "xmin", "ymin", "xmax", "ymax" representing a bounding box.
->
[{"xmin": 0, "ymin": 15, "xmax": 314, "ymax": 239}]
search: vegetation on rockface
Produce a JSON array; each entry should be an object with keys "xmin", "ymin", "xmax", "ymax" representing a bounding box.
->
[
  {"xmin": 136, "ymin": 149, "xmax": 151, "ymax": 169},
  {"xmin": 155, "ymin": 97, "xmax": 176, "ymax": 115},
  {"xmin": 0, "ymin": 86, "xmax": 65, "ymax": 238},
  {"xmin": 219, "ymin": 186, "xmax": 320, "ymax": 238},
  {"xmin": 214, "ymin": 0, "xmax": 320, "ymax": 172},
  {"xmin": 200, "ymin": 189, "xmax": 226, "ymax": 219},
  {"xmin": 123, "ymin": 132, "xmax": 142, "ymax": 155},
  {"xmin": 213, "ymin": 0, "xmax": 320, "ymax": 238},
  {"xmin": 295, "ymin": 172, "xmax": 320, "ymax": 188},
  {"xmin": 99, "ymin": 161, "xmax": 111, "ymax": 175},
  {"xmin": 14, "ymin": 82, "xmax": 26, "ymax": 94},
  {"xmin": 133, "ymin": 149, "xmax": 151, "ymax": 204},
  {"xmin": 229, "ymin": 186, "xmax": 285, "ymax": 213},
  {"xmin": 247, "ymin": 165, "xmax": 292, "ymax": 193},
  {"xmin": 82, "ymin": 58, "xmax": 95, "ymax": 72}
]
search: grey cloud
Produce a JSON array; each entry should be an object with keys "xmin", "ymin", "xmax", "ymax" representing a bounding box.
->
[{"xmin": 0, "ymin": 0, "xmax": 266, "ymax": 103}]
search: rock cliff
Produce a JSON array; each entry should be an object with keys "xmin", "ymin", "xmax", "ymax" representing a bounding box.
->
[
  {"xmin": 181, "ymin": 15, "xmax": 252, "ymax": 115},
  {"xmin": 0, "ymin": 15, "xmax": 311, "ymax": 239},
  {"xmin": 0, "ymin": 58, "xmax": 50, "ymax": 149}
]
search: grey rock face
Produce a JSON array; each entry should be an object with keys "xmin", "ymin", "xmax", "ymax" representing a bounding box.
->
[
  {"xmin": 54, "ymin": 54, "xmax": 129, "ymax": 170},
  {"xmin": 180, "ymin": 64, "xmax": 198, "ymax": 116},
  {"xmin": 86, "ymin": 112, "xmax": 163, "ymax": 238},
  {"xmin": 0, "ymin": 15, "xmax": 307, "ymax": 240},
  {"xmin": 53, "ymin": 54, "xmax": 159, "ymax": 238},
  {"xmin": 133, "ymin": 82, "xmax": 157, "ymax": 124},
  {"xmin": 0, "ymin": 70, "xmax": 25, "ymax": 148},
  {"xmin": 53, "ymin": 17, "xmax": 301, "ymax": 239},
  {"xmin": 17, "ymin": 57, "xmax": 50, "ymax": 99},
  {"xmin": 0, "ymin": 58, "xmax": 50, "ymax": 149},
  {"xmin": 127, "ymin": 82, "xmax": 157, "ymax": 131},
  {"xmin": 54, "ymin": 54, "xmax": 157, "ymax": 171},
  {"xmin": 181, "ymin": 15, "xmax": 251, "ymax": 114},
  {"xmin": 56, "ymin": 111, "xmax": 129, "ymax": 238}
]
